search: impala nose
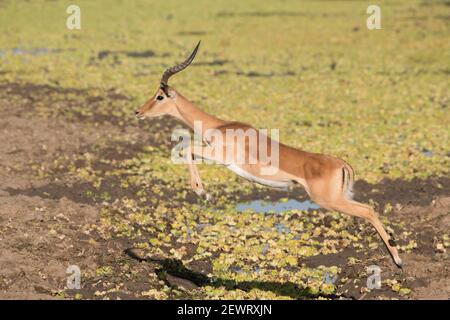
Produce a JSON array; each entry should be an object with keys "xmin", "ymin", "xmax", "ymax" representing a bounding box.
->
[{"xmin": 135, "ymin": 110, "xmax": 144, "ymax": 119}]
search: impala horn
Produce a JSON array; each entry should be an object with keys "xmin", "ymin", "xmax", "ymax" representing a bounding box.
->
[{"xmin": 160, "ymin": 41, "xmax": 201, "ymax": 96}]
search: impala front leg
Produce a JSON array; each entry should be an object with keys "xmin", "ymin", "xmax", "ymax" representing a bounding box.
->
[{"xmin": 186, "ymin": 143, "xmax": 211, "ymax": 201}]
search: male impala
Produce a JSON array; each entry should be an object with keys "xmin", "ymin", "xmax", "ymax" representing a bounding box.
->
[{"xmin": 135, "ymin": 42, "xmax": 403, "ymax": 267}]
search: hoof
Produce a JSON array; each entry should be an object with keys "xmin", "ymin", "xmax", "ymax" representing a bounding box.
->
[
  {"xmin": 201, "ymin": 192, "xmax": 213, "ymax": 202},
  {"xmin": 194, "ymin": 189, "xmax": 205, "ymax": 196},
  {"xmin": 204, "ymin": 193, "xmax": 213, "ymax": 202},
  {"xmin": 195, "ymin": 190, "xmax": 213, "ymax": 202},
  {"xmin": 394, "ymin": 256, "xmax": 403, "ymax": 269}
]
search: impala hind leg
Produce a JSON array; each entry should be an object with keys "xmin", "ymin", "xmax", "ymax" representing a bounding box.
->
[
  {"xmin": 324, "ymin": 198, "xmax": 402, "ymax": 267},
  {"xmin": 305, "ymin": 166, "xmax": 402, "ymax": 268}
]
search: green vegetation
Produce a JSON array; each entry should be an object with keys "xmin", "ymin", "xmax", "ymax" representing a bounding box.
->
[{"xmin": 0, "ymin": 0, "xmax": 448, "ymax": 299}]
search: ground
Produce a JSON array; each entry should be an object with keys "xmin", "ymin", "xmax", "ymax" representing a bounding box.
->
[{"xmin": 0, "ymin": 0, "xmax": 449, "ymax": 300}]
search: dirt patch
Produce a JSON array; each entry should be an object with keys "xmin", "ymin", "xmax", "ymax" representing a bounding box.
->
[
  {"xmin": 0, "ymin": 82, "xmax": 132, "ymax": 126},
  {"xmin": 0, "ymin": 82, "xmax": 84, "ymax": 97},
  {"xmin": 0, "ymin": 192, "xmax": 100, "ymax": 299},
  {"xmin": 354, "ymin": 177, "xmax": 450, "ymax": 208},
  {"xmin": 0, "ymin": 82, "xmax": 180, "ymax": 299}
]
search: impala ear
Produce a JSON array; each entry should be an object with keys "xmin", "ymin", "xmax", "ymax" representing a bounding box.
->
[{"xmin": 167, "ymin": 88, "xmax": 177, "ymax": 98}]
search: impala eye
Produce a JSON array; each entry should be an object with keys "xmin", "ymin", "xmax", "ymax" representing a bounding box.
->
[{"xmin": 156, "ymin": 95, "xmax": 164, "ymax": 101}]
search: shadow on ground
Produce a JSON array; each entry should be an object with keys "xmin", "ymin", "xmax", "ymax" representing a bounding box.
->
[{"xmin": 124, "ymin": 248, "xmax": 335, "ymax": 300}]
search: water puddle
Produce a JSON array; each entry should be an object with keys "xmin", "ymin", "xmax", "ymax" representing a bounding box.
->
[
  {"xmin": 0, "ymin": 48, "xmax": 70, "ymax": 58},
  {"xmin": 12, "ymin": 48, "xmax": 51, "ymax": 56},
  {"xmin": 422, "ymin": 149, "xmax": 433, "ymax": 157},
  {"xmin": 236, "ymin": 199, "xmax": 320, "ymax": 213},
  {"xmin": 274, "ymin": 223, "xmax": 290, "ymax": 234}
]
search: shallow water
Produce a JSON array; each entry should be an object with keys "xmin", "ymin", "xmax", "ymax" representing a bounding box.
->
[
  {"xmin": 236, "ymin": 199, "xmax": 320, "ymax": 213},
  {"xmin": 12, "ymin": 48, "xmax": 51, "ymax": 56},
  {"xmin": 274, "ymin": 222, "xmax": 290, "ymax": 234},
  {"xmin": 422, "ymin": 149, "xmax": 433, "ymax": 157},
  {"xmin": 0, "ymin": 48, "xmax": 62, "ymax": 57}
]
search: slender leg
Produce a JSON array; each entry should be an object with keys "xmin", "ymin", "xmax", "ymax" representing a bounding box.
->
[
  {"xmin": 185, "ymin": 143, "xmax": 212, "ymax": 200},
  {"xmin": 326, "ymin": 198, "xmax": 402, "ymax": 267}
]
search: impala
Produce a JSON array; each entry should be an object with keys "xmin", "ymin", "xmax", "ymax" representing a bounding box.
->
[{"xmin": 135, "ymin": 42, "xmax": 403, "ymax": 268}]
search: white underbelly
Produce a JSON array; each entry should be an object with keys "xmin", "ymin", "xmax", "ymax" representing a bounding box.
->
[{"xmin": 225, "ymin": 163, "xmax": 293, "ymax": 189}]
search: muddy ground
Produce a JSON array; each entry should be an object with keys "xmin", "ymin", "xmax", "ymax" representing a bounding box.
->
[{"xmin": 0, "ymin": 82, "xmax": 448, "ymax": 300}]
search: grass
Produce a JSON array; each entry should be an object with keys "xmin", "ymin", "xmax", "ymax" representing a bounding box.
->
[{"xmin": 0, "ymin": 0, "xmax": 448, "ymax": 299}]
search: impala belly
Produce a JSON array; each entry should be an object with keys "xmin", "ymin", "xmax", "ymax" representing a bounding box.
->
[{"xmin": 225, "ymin": 163, "xmax": 293, "ymax": 189}]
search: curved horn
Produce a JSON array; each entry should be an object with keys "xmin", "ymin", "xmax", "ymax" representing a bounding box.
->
[{"xmin": 160, "ymin": 41, "xmax": 201, "ymax": 93}]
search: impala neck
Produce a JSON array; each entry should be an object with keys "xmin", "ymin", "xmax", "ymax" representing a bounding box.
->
[{"xmin": 171, "ymin": 91, "xmax": 225, "ymax": 133}]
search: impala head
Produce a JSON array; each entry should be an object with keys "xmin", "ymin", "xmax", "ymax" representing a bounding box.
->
[{"xmin": 135, "ymin": 41, "xmax": 201, "ymax": 119}]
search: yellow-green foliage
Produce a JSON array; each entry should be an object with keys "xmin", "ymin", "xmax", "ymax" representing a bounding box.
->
[{"xmin": 0, "ymin": 0, "xmax": 445, "ymax": 299}]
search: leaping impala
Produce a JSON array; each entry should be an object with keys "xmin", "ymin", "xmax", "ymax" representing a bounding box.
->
[{"xmin": 135, "ymin": 42, "xmax": 403, "ymax": 268}]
